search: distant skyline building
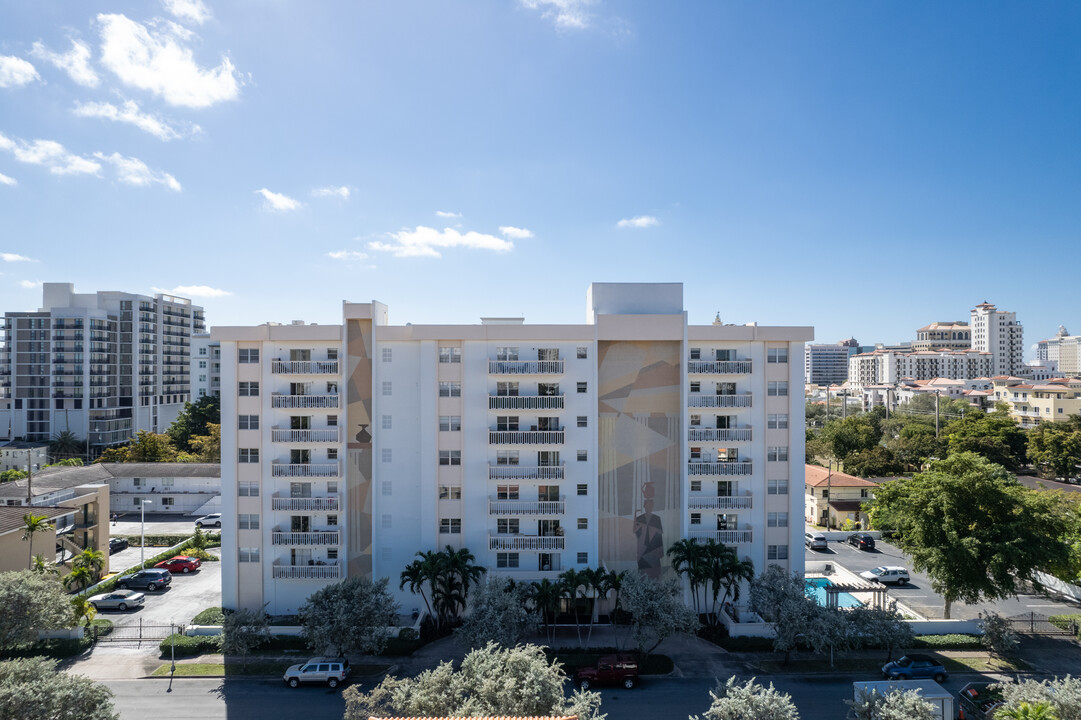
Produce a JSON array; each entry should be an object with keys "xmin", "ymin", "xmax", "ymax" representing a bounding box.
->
[
  {"xmin": 913, "ymin": 321, "xmax": 971, "ymax": 352},
  {"xmin": 971, "ymin": 302, "xmax": 1023, "ymax": 377},
  {"xmin": 847, "ymin": 349, "xmax": 993, "ymax": 389},
  {"xmin": 804, "ymin": 339, "xmax": 859, "ymax": 386}
]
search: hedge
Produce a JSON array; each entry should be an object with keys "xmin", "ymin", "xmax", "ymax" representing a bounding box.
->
[
  {"xmin": 119, "ymin": 533, "xmax": 221, "ymax": 548},
  {"xmin": 192, "ymin": 607, "xmax": 225, "ymax": 625},
  {"xmin": 1049, "ymin": 614, "xmax": 1081, "ymax": 636},
  {"xmin": 80, "ymin": 535, "xmax": 220, "ymax": 599},
  {"xmin": 714, "ymin": 633, "xmax": 983, "ymax": 653},
  {"xmin": 159, "ymin": 633, "xmax": 222, "ymax": 657}
]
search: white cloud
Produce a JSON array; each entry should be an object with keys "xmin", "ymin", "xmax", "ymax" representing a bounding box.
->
[
  {"xmin": 10, "ymin": 138, "xmax": 101, "ymax": 176},
  {"xmin": 520, "ymin": 0, "xmax": 595, "ymax": 29},
  {"xmin": 162, "ymin": 0, "xmax": 211, "ymax": 25},
  {"xmin": 256, "ymin": 188, "xmax": 301, "ymax": 212},
  {"xmin": 435, "ymin": 210, "xmax": 461, "ymax": 219},
  {"xmin": 0, "ymin": 56, "xmax": 40, "ymax": 88},
  {"xmin": 152, "ymin": 284, "xmax": 231, "ymax": 298},
  {"xmin": 1, "ymin": 253, "xmax": 34, "ymax": 262},
  {"xmin": 94, "ymin": 152, "xmax": 181, "ymax": 191},
  {"xmin": 369, "ymin": 226, "xmax": 514, "ymax": 259},
  {"xmin": 499, "ymin": 226, "xmax": 534, "ymax": 240},
  {"xmin": 97, "ymin": 13, "xmax": 241, "ymax": 108},
  {"xmin": 0, "ymin": 133, "xmax": 13, "ymax": 151},
  {"xmin": 0, "ymin": 173, "xmax": 15, "ymax": 186},
  {"xmin": 74, "ymin": 99, "xmax": 190, "ymax": 140},
  {"xmin": 30, "ymin": 40, "xmax": 99, "ymax": 87},
  {"xmin": 19, "ymin": 280, "xmax": 41, "ymax": 289},
  {"xmin": 616, "ymin": 215, "xmax": 659, "ymax": 229},
  {"xmin": 326, "ymin": 250, "xmax": 369, "ymax": 261},
  {"xmin": 312, "ymin": 186, "xmax": 350, "ymax": 200}
]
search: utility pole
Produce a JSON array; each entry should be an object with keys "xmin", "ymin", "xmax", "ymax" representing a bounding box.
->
[
  {"xmin": 935, "ymin": 392, "xmax": 940, "ymax": 438},
  {"xmin": 25, "ymin": 448, "xmax": 32, "ymax": 505},
  {"xmin": 842, "ymin": 389, "xmax": 847, "ymax": 419}
]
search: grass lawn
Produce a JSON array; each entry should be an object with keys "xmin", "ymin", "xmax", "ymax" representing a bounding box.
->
[
  {"xmin": 151, "ymin": 662, "xmax": 390, "ymax": 678},
  {"xmin": 748, "ymin": 654, "xmax": 1030, "ymax": 675}
]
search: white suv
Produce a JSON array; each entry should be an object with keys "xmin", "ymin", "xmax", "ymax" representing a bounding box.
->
[
  {"xmin": 283, "ymin": 658, "xmax": 350, "ymax": 688},
  {"xmin": 860, "ymin": 566, "xmax": 910, "ymax": 585}
]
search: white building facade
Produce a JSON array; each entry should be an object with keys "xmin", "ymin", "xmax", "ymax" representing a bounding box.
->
[
  {"xmin": 215, "ymin": 284, "xmax": 812, "ymax": 615},
  {"xmin": 971, "ymin": 302, "xmax": 1023, "ymax": 377},
  {"xmin": 804, "ymin": 343, "xmax": 855, "ymax": 385},
  {"xmin": 847, "ymin": 349, "xmax": 994, "ymax": 390},
  {"xmin": 191, "ymin": 333, "xmax": 221, "ymax": 400}
]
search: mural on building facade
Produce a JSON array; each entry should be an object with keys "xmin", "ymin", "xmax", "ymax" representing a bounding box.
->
[{"xmin": 345, "ymin": 318, "xmax": 373, "ymax": 577}]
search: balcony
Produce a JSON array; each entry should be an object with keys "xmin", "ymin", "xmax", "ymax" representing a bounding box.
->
[
  {"xmin": 688, "ymin": 529, "xmax": 753, "ymax": 544},
  {"xmin": 489, "ymin": 497, "xmax": 566, "ymax": 515},
  {"xmin": 488, "ymin": 361, "xmax": 564, "ymax": 375},
  {"xmin": 687, "ymin": 360, "xmax": 752, "ymax": 374},
  {"xmin": 687, "ymin": 494, "xmax": 753, "ymax": 510},
  {"xmin": 271, "ymin": 360, "xmax": 340, "ymax": 375},
  {"xmin": 489, "ymin": 430, "xmax": 564, "ymax": 445},
  {"xmin": 271, "ymin": 531, "xmax": 340, "ymax": 546},
  {"xmin": 488, "ymin": 464, "xmax": 565, "ymax": 480},
  {"xmin": 488, "ymin": 395, "xmax": 565, "ymax": 410},
  {"xmin": 272, "ymin": 563, "xmax": 342, "ymax": 580},
  {"xmin": 271, "ymin": 462, "xmax": 341, "ymax": 477},
  {"xmin": 688, "ymin": 394, "xmax": 753, "ymax": 408},
  {"xmin": 271, "ymin": 428, "xmax": 341, "ymax": 443},
  {"xmin": 271, "ymin": 494, "xmax": 340, "ymax": 512},
  {"xmin": 489, "ymin": 535, "xmax": 565, "ymax": 551},
  {"xmin": 688, "ymin": 461, "xmax": 753, "ymax": 476},
  {"xmin": 271, "ymin": 394, "xmax": 339, "ymax": 409},
  {"xmin": 688, "ymin": 428, "xmax": 752, "ymax": 442}
]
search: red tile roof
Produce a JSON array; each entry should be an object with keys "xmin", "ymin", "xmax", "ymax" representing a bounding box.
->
[{"xmin": 805, "ymin": 464, "xmax": 879, "ymax": 488}]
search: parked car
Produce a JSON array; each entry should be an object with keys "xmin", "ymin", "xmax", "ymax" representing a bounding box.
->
[
  {"xmin": 195, "ymin": 513, "xmax": 221, "ymax": 528},
  {"xmin": 575, "ymin": 654, "xmax": 639, "ymax": 690},
  {"xmin": 88, "ymin": 589, "xmax": 145, "ymax": 612},
  {"xmin": 847, "ymin": 533, "xmax": 876, "ymax": 550},
  {"xmin": 859, "ymin": 566, "xmax": 910, "ymax": 585},
  {"xmin": 805, "ymin": 532, "xmax": 828, "ymax": 551},
  {"xmin": 108, "ymin": 537, "xmax": 129, "ymax": 554},
  {"xmin": 881, "ymin": 654, "xmax": 948, "ymax": 683},
  {"xmin": 115, "ymin": 568, "xmax": 172, "ymax": 591},
  {"xmin": 154, "ymin": 555, "xmax": 202, "ymax": 574},
  {"xmin": 282, "ymin": 658, "xmax": 350, "ymax": 688}
]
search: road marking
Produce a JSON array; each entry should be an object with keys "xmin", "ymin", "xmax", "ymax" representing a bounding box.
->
[
  {"xmin": 1026, "ymin": 604, "xmax": 1062, "ymax": 608},
  {"xmin": 902, "ymin": 594, "xmax": 928, "ymax": 598}
]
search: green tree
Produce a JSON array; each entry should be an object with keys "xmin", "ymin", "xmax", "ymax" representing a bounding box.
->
[
  {"xmin": 94, "ymin": 431, "xmax": 179, "ymax": 463},
  {"xmin": 71, "ymin": 547, "xmax": 106, "ymax": 582},
  {"xmin": 619, "ymin": 570, "xmax": 699, "ymax": 656},
  {"xmin": 22, "ymin": 513, "xmax": 54, "ymax": 570},
  {"xmin": 0, "ymin": 469, "xmax": 27, "ymax": 482},
  {"xmin": 221, "ymin": 606, "xmax": 270, "ymax": 659},
  {"xmin": 44, "ymin": 458, "xmax": 83, "ymax": 468},
  {"xmin": 692, "ymin": 676, "xmax": 800, "ymax": 720},
  {"xmin": 455, "ymin": 576, "xmax": 539, "ymax": 649},
  {"xmin": 400, "ymin": 552, "xmax": 437, "ymax": 625},
  {"xmin": 343, "ymin": 642, "xmax": 603, "ymax": 720},
  {"xmin": 166, "ymin": 395, "xmax": 221, "ymax": 452},
  {"xmin": 71, "ymin": 594, "xmax": 97, "ymax": 627},
  {"xmin": 299, "ymin": 576, "xmax": 397, "ymax": 656},
  {"xmin": 944, "ymin": 406, "xmax": 1027, "ymax": 471},
  {"xmin": 0, "ymin": 657, "xmax": 118, "ymax": 720},
  {"xmin": 868, "ymin": 453, "xmax": 1068, "ymax": 617},
  {"xmin": 749, "ymin": 565, "xmax": 843, "ymax": 665},
  {"xmin": 995, "ymin": 677, "xmax": 1081, "ymax": 718},
  {"xmin": 846, "ymin": 603, "xmax": 913, "ymax": 662},
  {"xmin": 1028, "ymin": 421, "xmax": 1081, "ymax": 479},
  {"xmin": 559, "ymin": 567, "xmax": 588, "ymax": 646},
  {"xmin": 529, "ymin": 578, "xmax": 563, "ymax": 645},
  {"xmin": 847, "ymin": 686, "xmax": 938, "ymax": 720},
  {"xmin": 0, "ymin": 571, "xmax": 73, "ymax": 652},
  {"xmin": 49, "ymin": 429, "xmax": 87, "ymax": 461},
  {"xmin": 978, "ymin": 611, "xmax": 1019, "ymax": 662},
  {"xmin": 842, "ymin": 445, "xmax": 903, "ymax": 479},
  {"xmin": 820, "ymin": 415, "xmax": 883, "ymax": 464},
  {"xmin": 187, "ymin": 423, "xmax": 221, "ymax": 463},
  {"xmin": 998, "ymin": 702, "xmax": 1060, "ymax": 719},
  {"xmin": 668, "ymin": 538, "xmax": 707, "ymax": 617}
]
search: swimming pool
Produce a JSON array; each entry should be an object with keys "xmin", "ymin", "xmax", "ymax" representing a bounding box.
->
[{"xmin": 806, "ymin": 577, "xmax": 863, "ymax": 609}]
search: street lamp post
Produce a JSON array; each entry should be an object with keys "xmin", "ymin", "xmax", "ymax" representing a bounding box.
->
[{"xmin": 140, "ymin": 499, "xmax": 152, "ymax": 566}]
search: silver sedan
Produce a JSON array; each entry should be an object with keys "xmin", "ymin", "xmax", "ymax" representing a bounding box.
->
[{"xmin": 89, "ymin": 589, "xmax": 146, "ymax": 611}]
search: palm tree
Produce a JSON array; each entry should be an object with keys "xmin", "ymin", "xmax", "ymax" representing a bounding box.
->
[
  {"xmin": 667, "ymin": 538, "xmax": 705, "ymax": 616},
  {"xmin": 580, "ymin": 567, "xmax": 609, "ymax": 646},
  {"xmin": 559, "ymin": 568, "xmax": 586, "ymax": 646},
  {"xmin": 50, "ymin": 430, "xmax": 86, "ymax": 461},
  {"xmin": 998, "ymin": 702, "xmax": 1059, "ymax": 720},
  {"xmin": 31, "ymin": 554, "xmax": 59, "ymax": 576},
  {"xmin": 22, "ymin": 514, "xmax": 54, "ymax": 570},
  {"xmin": 64, "ymin": 565, "xmax": 94, "ymax": 591},
  {"xmin": 71, "ymin": 595, "xmax": 97, "ymax": 628},
  {"xmin": 530, "ymin": 579, "xmax": 562, "ymax": 645},
  {"xmin": 71, "ymin": 547, "xmax": 106, "ymax": 583},
  {"xmin": 701, "ymin": 541, "xmax": 754, "ymax": 627}
]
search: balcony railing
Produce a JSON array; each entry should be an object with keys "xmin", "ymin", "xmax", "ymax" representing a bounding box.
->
[
  {"xmin": 688, "ymin": 428, "xmax": 752, "ymax": 442},
  {"xmin": 688, "ymin": 529, "xmax": 754, "ymax": 544},
  {"xmin": 271, "ymin": 360, "xmax": 340, "ymax": 375},
  {"xmin": 687, "ymin": 360, "xmax": 752, "ymax": 374},
  {"xmin": 488, "ymin": 464, "xmax": 565, "ymax": 480},
  {"xmin": 688, "ymin": 462, "xmax": 753, "ymax": 476},
  {"xmin": 687, "ymin": 494, "xmax": 754, "ymax": 510},
  {"xmin": 271, "ymin": 495, "xmax": 340, "ymax": 512},
  {"xmin": 489, "ymin": 431, "xmax": 565, "ymax": 445},
  {"xmin": 271, "ymin": 394, "xmax": 339, "ymax": 409},
  {"xmin": 271, "ymin": 531, "xmax": 340, "ymax": 546},
  {"xmin": 271, "ymin": 462, "xmax": 340, "ymax": 477},
  {"xmin": 271, "ymin": 428, "xmax": 341, "ymax": 443},
  {"xmin": 489, "ymin": 498, "xmax": 566, "ymax": 515},
  {"xmin": 488, "ymin": 395, "xmax": 565, "ymax": 410},
  {"xmin": 488, "ymin": 535, "xmax": 565, "ymax": 551},
  {"xmin": 688, "ymin": 394, "xmax": 753, "ymax": 408},
  {"xmin": 272, "ymin": 563, "xmax": 342, "ymax": 580},
  {"xmin": 488, "ymin": 361, "xmax": 564, "ymax": 375}
]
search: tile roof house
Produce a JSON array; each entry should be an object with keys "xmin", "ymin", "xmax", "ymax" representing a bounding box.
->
[{"xmin": 805, "ymin": 464, "xmax": 878, "ymax": 529}]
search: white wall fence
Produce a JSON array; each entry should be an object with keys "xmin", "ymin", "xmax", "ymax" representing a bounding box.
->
[{"xmin": 1035, "ymin": 571, "xmax": 1081, "ymax": 604}]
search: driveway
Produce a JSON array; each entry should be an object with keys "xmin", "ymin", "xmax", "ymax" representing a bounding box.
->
[{"xmin": 108, "ymin": 512, "xmax": 208, "ymax": 537}]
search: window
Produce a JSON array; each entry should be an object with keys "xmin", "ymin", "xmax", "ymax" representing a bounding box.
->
[
  {"xmin": 690, "ymin": 513, "xmax": 702, "ymax": 525},
  {"xmin": 439, "ymin": 381, "xmax": 461, "ymax": 397},
  {"xmin": 382, "ymin": 448, "xmax": 392, "ymax": 463},
  {"xmin": 690, "ymin": 479, "xmax": 702, "ymax": 492},
  {"xmin": 768, "ymin": 512, "xmax": 789, "ymax": 528},
  {"xmin": 161, "ymin": 497, "xmax": 174, "ymax": 506},
  {"xmin": 577, "ymin": 381, "xmax": 587, "ymax": 393},
  {"xmin": 496, "ymin": 381, "xmax": 518, "ymax": 396},
  {"xmin": 577, "ymin": 450, "xmax": 588, "ymax": 462},
  {"xmin": 439, "ymin": 518, "xmax": 462, "ymax": 534},
  {"xmin": 538, "ymin": 348, "xmax": 559, "ymax": 361},
  {"xmin": 496, "ymin": 485, "xmax": 519, "ymax": 500},
  {"xmin": 577, "ymin": 415, "xmax": 587, "ymax": 428},
  {"xmin": 767, "ymin": 347, "xmax": 789, "ymax": 363},
  {"xmin": 767, "ymin": 545, "xmax": 789, "ymax": 561},
  {"xmin": 767, "ymin": 413, "xmax": 789, "ymax": 429},
  {"xmin": 439, "ymin": 347, "xmax": 461, "ymax": 364},
  {"xmin": 133, "ymin": 497, "xmax": 143, "ymax": 506},
  {"xmin": 382, "ymin": 480, "xmax": 392, "ymax": 496},
  {"xmin": 326, "ymin": 381, "xmax": 338, "ymax": 394},
  {"xmin": 690, "ymin": 348, "xmax": 701, "ymax": 360},
  {"xmin": 768, "ymin": 478, "xmax": 789, "ymax": 495},
  {"xmin": 497, "ymin": 416, "xmax": 519, "ymax": 431},
  {"xmin": 327, "ymin": 514, "xmax": 338, "ymax": 527},
  {"xmin": 768, "ymin": 446, "xmax": 789, "ymax": 462},
  {"xmin": 690, "ymin": 446, "xmax": 702, "ymax": 461},
  {"xmin": 239, "ymin": 548, "xmax": 260, "ymax": 563},
  {"xmin": 497, "ymin": 552, "xmax": 519, "ymax": 568},
  {"xmin": 239, "ymin": 381, "xmax": 259, "ymax": 396},
  {"xmin": 327, "ymin": 414, "xmax": 338, "ymax": 427},
  {"xmin": 327, "ymin": 348, "xmax": 338, "ymax": 360},
  {"xmin": 382, "ymin": 381, "xmax": 392, "ymax": 396},
  {"xmin": 496, "ymin": 450, "xmax": 519, "ymax": 465},
  {"xmin": 497, "ymin": 519, "xmax": 519, "ymax": 534},
  {"xmin": 199, "ymin": 360, "xmax": 207, "ymax": 369},
  {"xmin": 690, "ymin": 381, "xmax": 701, "ymax": 394},
  {"xmin": 577, "ymin": 552, "xmax": 588, "ymax": 565},
  {"xmin": 538, "ymin": 382, "xmax": 559, "ymax": 396},
  {"xmin": 439, "ymin": 415, "xmax": 462, "ymax": 432},
  {"xmin": 496, "ymin": 346, "xmax": 519, "ymax": 361},
  {"xmin": 199, "ymin": 347, "xmax": 207, "ymax": 356},
  {"xmin": 327, "ymin": 448, "xmax": 338, "ymax": 460},
  {"xmin": 439, "ymin": 485, "xmax": 462, "ymax": 500},
  {"xmin": 239, "ymin": 415, "xmax": 259, "ymax": 430},
  {"xmin": 860, "ymin": 488, "xmax": 869, "ymax": 498},
  {"xmin": 577, "ymin": 346, "xmax": 588, "ymax": 359},
  {"xmin": 238, "ymin": 514, "xmax": 259, "ymax": 529},
  {"xmin": 767, "ymin": 381, "xmax": 788, "ymax": 397},
  {"xmin": 382, "ymin": 348, "xmax": 392, "ymax": 362},
  {"xmin": 238, "ymin": 448, "xmax": 259, "ymax": 463},
  {"xmin": 439, "ymin": 450, "xmax": 462, "ymax": 466},
  {"xmin": 238, "ymin": 481, "xmax": 259, "ymax": 496},
  {"xmin": 690, "ymin": 414, "xmax": 701, "ymax": 426},
  {"xmin": 577, "ymin": 517, "xmax": 588, "ymax": 530},
  {"xmin": 327, "ymin": 548, "xmax": 338, "ymax": 560},
  {"xmin": 238, "ymin": 348, "xmax": 259, "ymax": 364},
  {"xmin": 382, "ymin": 415, "xmax": 392, "ymax": 430},
  {"xmin": 577, "ymin": 484, "xmax": 588, "ymax": 496},
  {"xmin": 134, "ymin": 478, "xmax": 144, "ymax": 487}
]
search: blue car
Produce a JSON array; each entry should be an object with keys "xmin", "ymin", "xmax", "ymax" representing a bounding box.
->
[{"xmin": 881, "ymin": 654, "xmax": 948, "ymax": 683}]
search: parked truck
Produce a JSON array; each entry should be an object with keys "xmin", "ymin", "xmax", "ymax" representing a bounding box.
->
[
  {"xmin": 957, "ymin": 682, "xmax": 1004, "ymax": 719},
  {"xmin": 852, "ymin": 680, "xmax": 954, "ymax": 720}
]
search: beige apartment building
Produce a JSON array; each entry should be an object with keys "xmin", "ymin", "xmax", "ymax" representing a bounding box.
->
[
  {"xmin": 991, "ymin": 376, "xmax": 1081, "ymax": 427},
  {"xmin": 804, "ymin": 464, "xmax": 877, "ymax": 529}
]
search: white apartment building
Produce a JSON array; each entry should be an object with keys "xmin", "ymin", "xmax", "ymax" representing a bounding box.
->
[
  {"xmin": 215, "ymin": 283, "xmax": 812, "ymax": 615},
  {"xmin": 0, "ymin": 283, "xmax": 205, "ymax": 452},
  {"xmin": 971, "ymin": 302, "xmax": 1023, "ymax": 377},
  {"xmin": 847, "ymin": 349, "xmax": 994, "ymax": 390},
  {"xmin": 191, "ymin": 333, "xmax": 222, "ymax": 399},
  {"xmin": 804, "ymin": 342, "xmax": 856, "ymax": 385}
]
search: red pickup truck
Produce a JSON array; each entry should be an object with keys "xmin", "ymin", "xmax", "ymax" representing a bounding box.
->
[{"xmin": 574, "ymin": 654, "xmax": 639, "ymax": 690}]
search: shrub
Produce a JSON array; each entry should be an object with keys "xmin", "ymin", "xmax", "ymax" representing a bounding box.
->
[
  {"xmin": 397, "ymin": 627, "xmax": 417, "ymax": 641},
  {"xmin": 192, "ymin": 607, "xmax": 225, "ymax": 625},
  {"xmin": 1049, "ymin": 614, "xmax": 1081, "ymax": 636},
  {"xmin": 159, "ymin": 633, "xmax": 221, "ymax": 657},
  {"xmin": 911, "ymin": 634, "xmax": 983, "ymax": 650}
]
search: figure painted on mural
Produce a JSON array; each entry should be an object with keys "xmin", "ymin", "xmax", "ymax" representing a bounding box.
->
[
  {"xmin": 354, "ymin": 423, "xmax": 371, "ymax": 444},
  {"xmin": 634, "ymin": 482, "xmax": 664, "ymax": 579}
]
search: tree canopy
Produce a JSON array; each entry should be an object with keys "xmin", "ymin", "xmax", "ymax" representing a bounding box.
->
[
  {"xmin": 454, "ymin": 576, "xmax": 539, "ymax": 649},
  {"xmin": 0, "ymin": 657, "xmax": 118, "ymax": 720},
  {"xmin": 847, "ymin": 686, "xmax": 938, "ymax": 720},
  {"xmin": 166, "ymin": 395, "xmax": 221, "ymax": 453},
  {"xmin": 619, "ymin": 570, "xmax": 699, "ymax": 655},
  {"xmin": 299, "ymin": 576, "xmax": 398, "ymax": 656},
  {"xmin": 692, "ymin": 676, "xmax": 800, "ymax": 720},
  {"xmin": 1028, "ymin": 418, "xmax": 1081, "ymax": 479},
  {"xmin": 0, "ymin": 570, "xmax": 74, "ymax": 652}
]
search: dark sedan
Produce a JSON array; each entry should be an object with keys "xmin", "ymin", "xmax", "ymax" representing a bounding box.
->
[{"xmin": 847, "ymin": 533, "xmax": 876, "ymax": 550}]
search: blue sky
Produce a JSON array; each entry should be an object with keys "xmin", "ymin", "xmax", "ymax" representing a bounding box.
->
[{"xmin": 1, "ymin": 2, "xmax": 1079, "ymax": 351}]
